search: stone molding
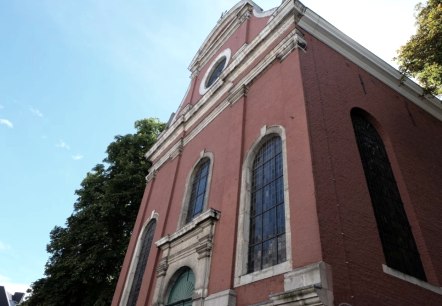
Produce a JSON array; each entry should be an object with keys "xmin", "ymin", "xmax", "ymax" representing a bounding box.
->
[
  {"xmin": 234, "ymin": 125, "xmax": 293, "ymax": 287},
  {"xmin": 145, "ymin": 0, "xmax": 296, "ymax": 164},
  {"xmin": 152, "ymin": 209, "xmax": 220, "ymax": 305},
  {"xmin": 204, "ymin": 289, "xmax": 237, "ymax": 306},
  {"xmin": 382, "ymin": 264, "xmax": 442, "ymax": 295},
  {"xmin": 145, "ymin": 0, "xmax": 441, "ymax": 172},
  {"xmin": 189, "ymin": 1, "xmax": 271, "ymax": 75},
  {"xmin": 249, "ymin": 262, "xmax": 333, "ymax": 306}
]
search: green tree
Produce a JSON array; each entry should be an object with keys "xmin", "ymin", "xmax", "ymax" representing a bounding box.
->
[
  {"xmin": 396, "ymin": 0, "xmax": 442, "ymax": 95},
  {"xmin": 23, "ymin": 118, "xmax": 166, "ymax": 306}
]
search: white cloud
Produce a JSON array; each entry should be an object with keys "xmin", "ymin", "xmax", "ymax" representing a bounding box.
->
[
  {"xmin": 55, "ymin": 140, "xmax": 70, "ymax": 150},
  {"xmin": 29, "ymin": 106, "xmax": 43, "ymax": 117},
  {"xmin": 0, "ymin": 118, "xmax": 13, "ymax": 128},
  {"xmin": 0, "ymin": 241, "xmax": 11, "ymax": 252},
  {"xmin": 72, "ymin": 154, "xmax": 84, "ymax": 160},
  {"xmin": 0, "ymin": 275, "xmax": 29, "ymax": 294}
]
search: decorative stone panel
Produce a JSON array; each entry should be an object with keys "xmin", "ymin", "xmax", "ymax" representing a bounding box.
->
[{"xmin": 152, "ymin": 209, "xmax": 220, "ymax": 306}]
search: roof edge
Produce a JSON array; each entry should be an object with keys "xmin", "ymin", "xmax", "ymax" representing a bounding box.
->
[{"xmin": 295, "ymin": 0, "xmax": 442, "ymax": 121}]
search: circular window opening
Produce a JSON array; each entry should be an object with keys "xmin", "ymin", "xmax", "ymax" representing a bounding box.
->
[
  {"xmin": 205, "ymin": 56, "xmax": 227, "ymax": 88},
  {"xmin": 199, "ymin": 48, "xmax": 231, "ymax": 95}
]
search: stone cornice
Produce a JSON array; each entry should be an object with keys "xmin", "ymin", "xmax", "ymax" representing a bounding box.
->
[
  {"xmin": 145, "ymin": 0, "xmax": 295, "ymax": 165},
  {"xmin": 155, "ymin": 209, "xmax": 220, "ymax": 248},
  {"xmin": 145, "ymin": 0, "xmax": 442, "ymax": 173},
  {"xmin": 188, "ymin": 1, "xmax": 271, "ymax": 75}
]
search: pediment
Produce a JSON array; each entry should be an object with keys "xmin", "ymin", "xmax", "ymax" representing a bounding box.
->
[{"xmin": 188, "ymin": 0, "xmax": 271, "ymax": 76}]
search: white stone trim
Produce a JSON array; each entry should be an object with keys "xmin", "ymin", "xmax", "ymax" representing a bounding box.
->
[
  {"xmin": 234, "ymin": 125, "xmax": 293, "ymax": 287},
  {"xmin": 204, "ymin": 289, "xmax": 237, "ymax": 306},
  {"xmin": 382, "ymin": 264, "xmax": 442, "ymax": 295},
  {"xmin": 189, "ymin": 1, "xmax": 272, "ymax": 74},
  {"xmin": 199, "ymin": 49, "xmax": 232, "ymax": 96},
  {"xmin": 146, "ymin": 0, "xmax": 442, "ymax": 168},
  {"xmin": 253, "ymin": 6, "xmax": 277, "ymax": 18},
  {"xmin": 177, "ymin": 152, "xmax": 215, "ymax": 229},
  {"xmin": 157, "ymin": 209, "xmax": 220, "ymax": 247},
  {"xmin": 119, "ymin": 212, "xmax": 159, "ymax": 306},
  {"xmin": 152, "ymin": 209, "xmax": 220, "ymax": 305},
  {"xmin": 145, "ymin": 1, "xmax": 296, "ymax": 162},
  {"xmin": 237, "ymin": 261, "xmax": 292, "ymax": 287}
]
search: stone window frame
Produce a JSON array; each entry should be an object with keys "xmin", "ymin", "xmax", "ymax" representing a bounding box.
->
[
  {"xmin": 153, "ymin": 209, "xmax": 220, "ymax": 306},
  {"xmin": 234, "ymin": 125, "xmax": 292, "ymax": 287},
  {"xmin": 178, "ymin": 151, "xmax": 214, "ymax": 229},
  {"xmin": 165, "ymin": 266, "xmax": 195, "ymax": 306},
  {"xmin": 120, "ymin": 211, "xmax": 159, "ymax": 306},
  {"xmin": 199, "ymin": 48, "xmax": 231, "ymax": 95}
]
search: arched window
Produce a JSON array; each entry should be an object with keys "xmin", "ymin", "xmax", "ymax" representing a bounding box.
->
[
  {"xmin": 351, "ymin": 111, "xmax": 426, "ymax": 280},
  {"xmin": 186, "ymin": 158, "xmax": 210, "ymax": 223},
  {"xmin": 166, "ymin": 268, "xmax": 195, "ymax": 306},
  {"xmin": 248, "ymin": 136, "xmax": 286, "ymax": 273},
  {"xmin": 127, "ymin": 219, "xmax": 157, "ymax": 306}
]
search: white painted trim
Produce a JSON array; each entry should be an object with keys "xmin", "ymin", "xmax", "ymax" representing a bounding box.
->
[
  {"xmin": 199, "ymin": 49, "xmax": 232, "ymax": 95},
  {"xmin": 382, "ymin": 264, "xmax": 442, "ymax": 295},
  {"xmin": 119, "ymin": 212, "xmax": 159, "ymax": 306},
  {"xmin": 234, "ymin": 125, "xmax": 293, "ymax": 287}
]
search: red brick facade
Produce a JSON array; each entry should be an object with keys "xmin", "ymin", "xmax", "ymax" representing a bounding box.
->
[{"xmin": 112, "ymin": 1, "xmax": 442, "ymax": 305}]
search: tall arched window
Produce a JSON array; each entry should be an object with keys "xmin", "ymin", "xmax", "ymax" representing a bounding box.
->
[
  {"xmin": 127, "ymin": 219, "xmax": 157, "ymax": 306},
  {"xmin": 351, "ymin": 111, "xmax": 426, "ymax": 280},
  {"xmin": 186, "ymin": 158, "xmax": 210, "ymax": 223},
  {"xmin": 248, "ymin": 136, "xmax": 286, "ymax": 273},
  {"xmin": 166, "ymin": 268, "xmax": 195, "ymax": 306}
]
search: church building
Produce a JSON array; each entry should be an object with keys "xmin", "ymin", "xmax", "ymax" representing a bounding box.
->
[{"xmin": 112, "ymin": 1, "xmax": 442, "ymax": 305}]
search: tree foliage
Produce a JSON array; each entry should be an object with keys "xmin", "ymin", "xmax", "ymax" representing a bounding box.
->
[
  {"xmin": 396, "ymin": 0, "xmax": 442, "ymax": 95},
  {"xmin": 23, "ymin": 118, "xmax": 165, "ymax": 306}
]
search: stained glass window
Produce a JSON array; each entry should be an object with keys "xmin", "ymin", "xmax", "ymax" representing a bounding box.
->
[
  {"xmin": 248, "ymin": 136, "xmax": 286, "ymax": 273},
  {"xmin": 127, "ymin": 219, "xmax": 157, "ymax": 306},
  {"xmin": 351, "ymin": 112, "xmax": 426, "ymax": 281},
  {"xmin": 186, "ymin": 158, "xmax": 210, "ymax": 223}
]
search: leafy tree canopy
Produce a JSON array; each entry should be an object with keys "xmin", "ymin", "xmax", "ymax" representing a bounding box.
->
[
  {"xmin": 396, "ymin": 0, "xmax": 442, "ymax": 95},
  {"xmin": 23, "ymin": 118, "xmax": 165, "ymax": 306}
]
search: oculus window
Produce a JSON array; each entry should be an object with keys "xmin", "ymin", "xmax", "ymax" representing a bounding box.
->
[
  {"xmin": 205, "ymin": 56, "xmax": 227, "ymax": 88},
  {"xmin": 199, "ymin": 48, "xmax": 231, "ymax": 95},
  {"xmin": 351, "ymin": 111, "xmax": 426, "ymax": 281}
]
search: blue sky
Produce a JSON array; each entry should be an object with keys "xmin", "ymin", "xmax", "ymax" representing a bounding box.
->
[{"xmin": 0, "ymin": 0, "xmax": 417, "ymax": 294}]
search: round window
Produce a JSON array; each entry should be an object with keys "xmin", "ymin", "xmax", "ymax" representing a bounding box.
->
[
  {"xmin": 199, "ymin": 48, "xmax": 231, "ymax": 95},
  {"xmin": 205, "ymin": 56, "xmax": 227, "ymax": 88}
]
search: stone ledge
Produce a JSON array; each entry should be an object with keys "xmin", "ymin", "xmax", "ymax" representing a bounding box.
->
[
  {"xmin": 383, "ymin": 264, "xmax": 442, "ymax": 295},
  {"xmin": 156, "ymin": 209, "xmax": 220, "ymax": 247},
  {"xmin": 204, "ymin": 289, "xmax": 237, "ymax": 306}
]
